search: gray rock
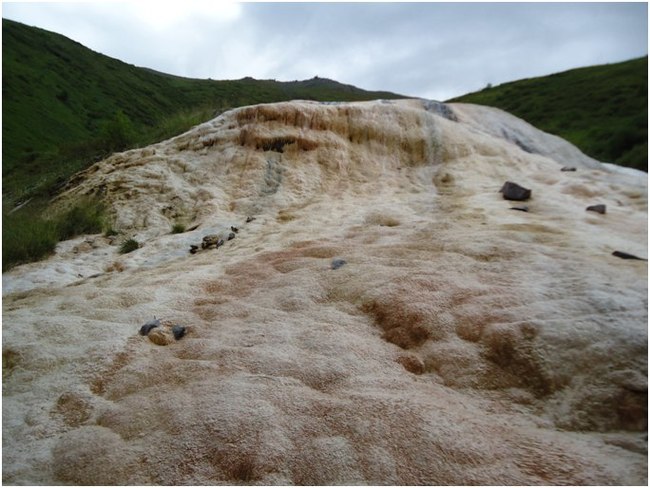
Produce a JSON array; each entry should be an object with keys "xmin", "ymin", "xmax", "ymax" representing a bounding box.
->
[
  {"xmin": 586, "ymin": 204, "xmax": 606, "ymax": 214},
  {"xmin": 500, "ymin": 181, "xmax": 531, "ymax": 201},
  {"xmin": 172, "ymin": 325, "xmax": 186, "ymax": 340},
  {"xmin": 139, "ymin": 318, "xmax": 161, "ymax": 336},
  {"xmin": 612, "ymin": 251, "xmax": 647, "ymax": 261},
  {"xmin": 201, "ymin": 235, "xmax": 222, "ymax": 250},
  {"xmin": 228, "ymin": 232, "xmax": 236, "ymax": 241},
  {"xmin": 331, "ymin": 259, "xmax": 347, "ymax": 270}
]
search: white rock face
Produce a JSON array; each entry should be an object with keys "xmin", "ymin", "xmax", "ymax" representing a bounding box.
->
[{"xmin": 2, "ymin": 99, "xmax": 647, "ymax": 485}]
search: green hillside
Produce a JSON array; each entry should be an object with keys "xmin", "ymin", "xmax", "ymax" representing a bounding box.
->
[
  {"xmin": 2, "ymin": 18, "xmax": 405, "ymax": 204},
  {"xmin": 449, "ymin": 57, "xmax": 648, "ymax": 172}
]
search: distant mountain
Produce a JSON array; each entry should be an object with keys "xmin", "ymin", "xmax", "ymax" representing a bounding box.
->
[
  {"xmin": 2, "ymin": 19, "xmax": 405, "ymax": 202},
  {"xmin": 449, "ymin": 57, "xmax": 648, "ymax": 172}
]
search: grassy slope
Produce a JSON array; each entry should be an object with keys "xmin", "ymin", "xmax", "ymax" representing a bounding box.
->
[
  {"xmin": 449, "ymin": 57, "xmax": 648, "ymax": 172},
  {"xmin": 2, "ymin": 18, "xmax": 405, "ymax": 203}
]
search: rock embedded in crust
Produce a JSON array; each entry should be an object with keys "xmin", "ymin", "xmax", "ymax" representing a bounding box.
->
[
  {"xmin": 148, "ymin": 328, "xmax": 174, "ymax": 346},
  {"xmin": 499, "ymin": 181, "xmax": 531, "ymax": 201},
  {"xmin": 201, "ymin": 235, "xmax": 224, "ymax": 250},
  {"xmin": 331, "ymin": 259, "xmax": 347, "ymax": 270},
  {"xmin": 586, "ymin": 204, "xmax": 606, "ymax": 214},
  {"xmin": 139, "ymin": 318, "xmax": 161, "ymax": 336},
  {"xmin": 172, "ymin": 325, "xmax": 186, "ymax": 340},
  {"xmin": 612, "ymin": 251, "xmax": 647, "ymax": 261}
]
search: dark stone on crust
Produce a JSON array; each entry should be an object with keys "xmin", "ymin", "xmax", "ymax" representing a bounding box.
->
[
  {"xmin": 499, "ymin": 181, "xmax": 531, "ymax": 201},
  {"xmin": 172, "ymin": 325, "xmax": 186, "ymax": 340},
  {"xmin": 586, "ymin": 204, "xmax": 606, "ymax": 214},
  {"xmin": 140, "ymin": 318, "xmax": 161, "ymax": 336},
  {"xmin": 612, "ymin": 251, "xmax": 647, "ymax": 261}
]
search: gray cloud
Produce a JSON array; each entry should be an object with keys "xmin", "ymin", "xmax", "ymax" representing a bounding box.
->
[{"xmin": 2, "ymin": 2, "xmax": 647, "ymax": 100}]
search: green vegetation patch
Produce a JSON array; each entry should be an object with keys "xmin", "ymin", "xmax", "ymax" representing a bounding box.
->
[
  {"xmin": 55, "ymin": 198, "xmax": 106, "ymax": 240},
  {"xmin": 171, "ymin": 223, "xmax": 186, "ymax": 234},
  {"xmin": 450, "ymin": 57, "xmax": 648, "ymax": 172},
  {"xmin": 2, "ymin": 208, "xmax": 59, "ymax": 271},
  {"xmin": 119, "ymin": 238, "xmax": 140, "ymax": 254},
  {"xmin": 2, "ymin": 197, "xmax": 108, "ymax": 271}
]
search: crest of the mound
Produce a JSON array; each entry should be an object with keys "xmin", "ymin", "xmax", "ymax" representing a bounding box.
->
[{"xmin": 53, "ymin": 98, "xmax": 623, "ymax": 240}]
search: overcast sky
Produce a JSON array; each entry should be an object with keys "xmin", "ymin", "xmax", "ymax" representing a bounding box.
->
[{"xmin": 2, "ymin": 1, "xmax": 648, "ymax": 100}]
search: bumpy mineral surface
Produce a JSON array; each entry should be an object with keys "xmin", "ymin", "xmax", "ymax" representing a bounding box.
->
[{"xmin": 3, "ymin": 99, "xmax": 647, "ymax": 485}]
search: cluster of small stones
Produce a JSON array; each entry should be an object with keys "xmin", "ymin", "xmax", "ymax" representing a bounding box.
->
[
  {"xmin": 138, "ymin": 317, "xmax": 187, "ymax": 346},
  {"xmin": 500, "ymin": 174, "xmax": 643, "ymax": 260},
  {"xmin": 190, "ymin": 225, "xmax": 243, "ymax": 255}
]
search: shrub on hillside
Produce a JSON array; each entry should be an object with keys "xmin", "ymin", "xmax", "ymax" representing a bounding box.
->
[
  {"xmin": 56, "ymin": 199, "xmax": 106, "ymax": 240},
  {"xmin": 99, "ymin": 110, "xmax": 136, "ymax": 153}
]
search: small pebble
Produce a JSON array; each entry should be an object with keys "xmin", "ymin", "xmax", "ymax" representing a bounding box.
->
[
  {"xmin": 500, "ymin": 181, "xmax": 531, "ymax": 201},
  {"xmin": 586, "ymin": 204, "xmax": 606, "ymax": 214},
  {"xmin": 139, "ymin": 318, "xmax": 161, "ymax": 336},
  {"xmin": 172, "ymin": 325, "xmax": 186, "ymax": 340},
  {"xmin": 331, "ymin": 259, "xmax": 347, "ymax": 270},
  {"xmin": 228, "ymin": 232, "xmax": 236, "ymax": 240},
  {"xmin": 612, "ymin": 251, "xmax": 647, "ymax": 261},
  {"xmin": 246, "ymin": 216, "xmax": 256, "ymax": 223},
  {"xmin": 231, "ymin": 226, "xmax": 239, "ymax": 233},
  {"xmin": 561, "ymin": 166, "xmax": 577, "ymax": 172},
  {"xmin": 509, "ymin": 206, "xmax": 529, "ymax": 212}
]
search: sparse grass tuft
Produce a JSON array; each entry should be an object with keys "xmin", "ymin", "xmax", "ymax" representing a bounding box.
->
[
  {"xmin": 119, "ymin": 238, "xmax": 139, "ymax": 254},
  {"xmin": 171, "ymin": 223, "xmax": 186, "ymax": 234}
]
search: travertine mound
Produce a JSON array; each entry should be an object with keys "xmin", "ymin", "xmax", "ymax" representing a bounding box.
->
[{"xmin": 3, "ymin": 99, "xmax": 647, "ymax": 485}]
